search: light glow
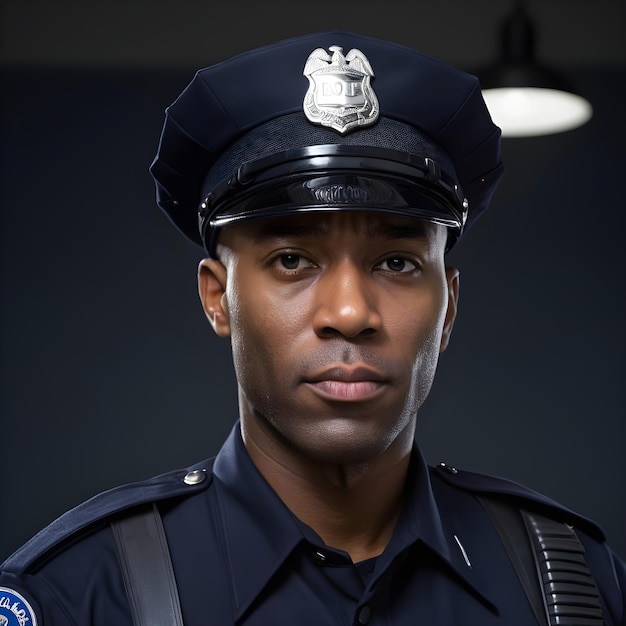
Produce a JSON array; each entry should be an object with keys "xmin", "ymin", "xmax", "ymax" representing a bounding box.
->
[{"xmin": 482, "ymin": 87, "xmax": 593, "ymax": 137}]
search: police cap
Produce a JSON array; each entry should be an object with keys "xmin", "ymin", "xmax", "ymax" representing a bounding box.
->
[{"xmin": 150, "ymin": 30, "xmax": 504, "ymax": 256}]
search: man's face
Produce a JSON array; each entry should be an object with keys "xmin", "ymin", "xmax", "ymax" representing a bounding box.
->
[{"xmin": 199, "ymin": 211, "xmax": 458, "ymax": 467}]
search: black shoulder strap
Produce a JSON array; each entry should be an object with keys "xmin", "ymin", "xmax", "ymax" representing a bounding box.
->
[
  {"xmin": 111, "ymin": 504, "xmax": 184, "ymax": 626},
  {"xmin": 479, "ymin": 496, "xmax": 549, "ymax": 625},
  {"xmin": 479, "ymin": 496, "xmax": 605, "ymax": 626}
]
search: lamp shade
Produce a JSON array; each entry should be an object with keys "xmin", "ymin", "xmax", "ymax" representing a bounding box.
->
[{"xmin": 479, "ymin": 4, "xmax": 592, "ymax": 137}]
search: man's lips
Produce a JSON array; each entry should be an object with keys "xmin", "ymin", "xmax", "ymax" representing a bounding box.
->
[{"xmin": 304, "ymin": 366, "xmax": 388, "ymax": 401}]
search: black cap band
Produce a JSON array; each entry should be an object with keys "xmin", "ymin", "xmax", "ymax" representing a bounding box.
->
[{"xmin": 199, "ymin": 144, "xmax": 467, "ymax": 256}]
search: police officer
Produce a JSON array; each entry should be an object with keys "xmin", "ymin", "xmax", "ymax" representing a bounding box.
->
[{"xmin": 1, "ymin": 30, "xmax": 624, "ymax": 626}]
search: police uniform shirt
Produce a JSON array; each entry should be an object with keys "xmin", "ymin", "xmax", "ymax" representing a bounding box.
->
[{"xmin": 1, "ymin": 423, "xmax": 625, "ymax": 625}]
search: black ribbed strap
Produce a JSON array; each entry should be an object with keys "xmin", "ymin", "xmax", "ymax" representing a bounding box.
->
[
  {"xmin": 523, "ymin": 510, "xmax": 605, "ymax": 626},
  {"xmin": 111, "ymin": 504, "xmax": 184, "ymax": 626}
]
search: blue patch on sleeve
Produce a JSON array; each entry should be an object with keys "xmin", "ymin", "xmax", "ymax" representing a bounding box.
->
[{"xmin": 0, "ymin": 588, "xmax": 38, "ymax": 626}]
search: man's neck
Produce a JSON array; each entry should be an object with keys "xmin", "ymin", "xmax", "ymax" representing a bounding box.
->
[{"xmin": 242, "ymin": 421, "xmax": 412, "ymax": 563}]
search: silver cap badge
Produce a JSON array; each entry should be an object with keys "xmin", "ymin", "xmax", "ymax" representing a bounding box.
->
[{"xmin": 303, "ymin": 45, "xmax": 379, "ymax": 134}]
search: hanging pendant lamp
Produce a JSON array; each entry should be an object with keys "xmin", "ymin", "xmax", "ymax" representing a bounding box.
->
[{"xmin": 480, "ymin": 3, "xmax": 593, "ymax": 137}]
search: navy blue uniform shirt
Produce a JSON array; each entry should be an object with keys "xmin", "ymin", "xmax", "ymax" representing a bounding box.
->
[{"xmin": 1, "ymin": 424, "xmax": 625, "ymax": 625}]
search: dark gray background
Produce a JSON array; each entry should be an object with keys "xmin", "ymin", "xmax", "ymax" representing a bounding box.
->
[{"xmin": 1, "ymin": 0, "xmax": 625, "ymax": 562}]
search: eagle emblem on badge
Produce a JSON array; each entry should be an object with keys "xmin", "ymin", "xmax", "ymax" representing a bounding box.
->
[{"xmin": 303, "ymin": 45, "xmax": 379, "ymax": 134}]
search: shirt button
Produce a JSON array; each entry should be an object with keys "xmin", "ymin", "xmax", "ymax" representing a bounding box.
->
[{"xmin": 357, "ymin": 605, "xmax": 372, "ymax": 624}]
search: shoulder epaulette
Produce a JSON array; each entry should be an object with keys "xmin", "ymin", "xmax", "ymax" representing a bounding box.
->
[
  {"xmin": 430, "ymin": 462, "xmax": 606, "ymax": 542},
  {"xmin": 2, "ymin": 459, "xmax": 215, "ymax": 574}
]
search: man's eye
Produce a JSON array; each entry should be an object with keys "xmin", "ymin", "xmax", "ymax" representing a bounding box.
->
[
  {"xmin": 273, "ymin": 253, "xmax": 318, "ymax": 272},
  {"xmin": 378, "ymin": 257, "xmax": 417, "ymax": 273},
  {"xmin": 268, "ymin": 251, "xmax": 316, "ymax": 274},
  {"xmin": 279, "ymin": 254, "xmax": 302, "ymax": 270}
]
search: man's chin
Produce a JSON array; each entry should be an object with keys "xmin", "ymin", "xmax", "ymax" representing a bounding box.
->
[{"xmin": 284, "ymin": 419, "xmax": 414, "ymax": 468}]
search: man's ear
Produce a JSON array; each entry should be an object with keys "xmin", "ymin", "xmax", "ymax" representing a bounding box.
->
[
  {"xmin": 440, "ymin": 267, "xmax": 460, "ymax": 352},
  {"xmin": 198, "ymin": 258, "xmax": 231, "ymax": 337}
]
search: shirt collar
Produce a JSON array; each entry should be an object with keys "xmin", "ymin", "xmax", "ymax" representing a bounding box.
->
[
  {"xmin": 212, "ymin": 424, "xmax": 306, "ymax": 620},
  {"xmin": 212, "ymin": 424, "xmax": 497, "ymax": 619},
  {"xmin": 382, "ymin": 444, "xmax": 498, "ymax": 613}
]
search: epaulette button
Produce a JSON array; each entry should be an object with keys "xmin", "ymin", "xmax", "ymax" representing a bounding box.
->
[
  {"xmin": 439, "ymin": 462, "xmax": 458, "ymax": 475},
  {"xmin": 183, "ymin": 469, "xmax": 207, "ymax": 485}
]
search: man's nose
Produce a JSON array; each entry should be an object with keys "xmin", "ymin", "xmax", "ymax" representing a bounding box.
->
[{"xmin": 312, "ymin": 262, "xmax": 382, "ymax": 339}]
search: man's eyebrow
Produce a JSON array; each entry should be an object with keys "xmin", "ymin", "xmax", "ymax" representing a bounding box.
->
[
  {"xmin": 253, "ymin": 222, "xmax": 329, "ymax": 239},
  {"xmin": 366, "ymin": 222, "xmax": 430, "ymax": 240}
]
